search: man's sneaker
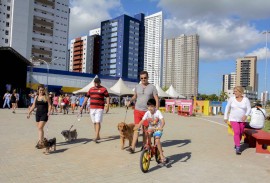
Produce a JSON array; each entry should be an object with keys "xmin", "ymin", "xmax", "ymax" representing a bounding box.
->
[{"xmin": 236, "ymin": 146, "xmax": 241, "ymax": 155}]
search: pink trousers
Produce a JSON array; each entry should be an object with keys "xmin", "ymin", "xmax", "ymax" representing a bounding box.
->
[{"xmin": 230, "ymin": 121, "xmax": 246, "ymax": 147}]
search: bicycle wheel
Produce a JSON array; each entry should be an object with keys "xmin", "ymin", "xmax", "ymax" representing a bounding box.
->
[
  {"xmin": 155, "ymin": 147, "xmax": 161, "ymax": 163},
  {"xmin": 140, "ymin": 149, "xmax": 151, "ymax": 173}
]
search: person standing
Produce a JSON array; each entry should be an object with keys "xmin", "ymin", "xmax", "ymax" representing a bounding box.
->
[
  {"xmin": 80, "ymin": 78, "xmax": 110, "ymax": 143},
  {"xmin": 70, "ymin": 93, "xmax": 77, "ymax": 114},
  {"xmin": 2, "ymin": 91, "xmax": 11, "ymax": 109},
  {"xmin": 126, "ymin": 71, "xmax": 159, "ymax": 153},
  {"xmin": 27, "ymin": 84, "xmax": 52, "ymax": 148},
  {"xmin": 224, "ymin": 86, "xmax": 251, "ymax": 155},
  {"xmin": 10, "ymin": 89, "xmax": 18, "ymax": 113}
]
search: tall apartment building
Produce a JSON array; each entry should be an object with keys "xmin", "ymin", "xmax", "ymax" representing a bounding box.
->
[
  {"xmin": 0, "ymin": 0, "xmax": 70, "ymax": 70},
  {"xmin": 222, "ymin": 72, "xmax": 236, "ymax": 93},
  {"xmin": 144, "ymin": 11, "xmax": 163, "ymax": 86},
  {"xmin": 236, "ymin": 56, "xmax": 258, "ymax": 92},
  {"xmin": 100, "ymin": 13, "xmax": 145, "ymax": 80},
  {"xmin": 69, "ymin": 35, "xmax": 100, "ymax": 74},
  {"xmin": 163, "ymin": 34, "xmax": 199, "ymax": 98}
]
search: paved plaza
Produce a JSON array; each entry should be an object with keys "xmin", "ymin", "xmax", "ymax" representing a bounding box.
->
[{"xmin": 0, "ymin": 107, "xmax": 269, "ymax": 183}]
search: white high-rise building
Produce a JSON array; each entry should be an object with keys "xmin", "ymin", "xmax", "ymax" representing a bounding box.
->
[
  {"xmin": 163, "ymin": 34, "xmax": 199, "ymax": 98},
  {"xmin": 0, "ymin": 0, "xmax": 70, "ymax": 71},
  {"xmin": 144, "ymin": 11, "xmax": 164, "ymax": 86},
  {"xmin": 222, "ymin": 72, "xmax": 236, "ymax": 93}
]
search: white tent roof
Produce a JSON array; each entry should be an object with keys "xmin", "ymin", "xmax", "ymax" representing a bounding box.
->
[
  {"xmin": 73, "ymin": 75, "xmax": 117, "ymax": 95},
  {"xmin": 110, "ymin": 78, "xmax": 134, "ymax": 96},
  {"xmin": 165, "ymin": 85, "xmax": 186, "ymax": 98},
  {"xmin": 155, "ymin": 83, "xmax": 171, "ymax": 98}
]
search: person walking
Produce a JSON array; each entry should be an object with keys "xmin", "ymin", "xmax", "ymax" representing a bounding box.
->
[
  {"xmin": 224, "ymin": 86, "xmax": 251, "ymax": 155},
  {"xmin": 126, "ymin": 71, "xmax": 159, "ymax": 153},
  {"xmin": 80, "ymin": 78, "xmax": 110, "ymax": 143},
  {"xmin": 27, "ymin": 84, "xmax": 52, "ymax": 148},
  {"xmin": 70, "ymin": 93, "xmax": 77, "ymax": 114},
  {"xmin": 2, "ymin": 90, "xmax": 11, "ymax": 109},
  {"xmin": 10, "ymin": 89, "xmax": 18, "ymax": 113}
]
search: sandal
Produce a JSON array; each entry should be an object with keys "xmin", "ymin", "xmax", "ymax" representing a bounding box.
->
[{"xmin": 126, "ymin": 147, "xmax": 135, "ymax": 153}]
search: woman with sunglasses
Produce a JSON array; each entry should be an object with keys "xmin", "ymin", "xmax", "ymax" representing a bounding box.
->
[
  {"xmin": 27, "ymin": 84, "xmax": 52, "ymax": 148},
  {"xmin": 126, "ymin": 71, "xmax": 159, "ymax": 153}
]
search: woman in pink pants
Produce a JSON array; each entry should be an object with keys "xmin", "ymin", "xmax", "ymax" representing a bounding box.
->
[{"xmin": 224, "ymin": 86, "xmax": 251, "ymax": 155}]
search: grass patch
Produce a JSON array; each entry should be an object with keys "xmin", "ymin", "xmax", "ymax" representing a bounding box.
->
[{"xmin": 263, "ymin": 120, "xmax": 270, "ymax": 132}]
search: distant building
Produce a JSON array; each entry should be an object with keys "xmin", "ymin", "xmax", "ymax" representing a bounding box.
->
[
  {"xmin": 100, "ymin": 13, "xmax": 145, "ymax": 80},
  {"xmin": 144, "ymin": 11, "xmax": 164, "ymax": 86},
  {"xmin": 163, "ymin": 34, "xmax": 199, "ymax": 99},
  {"xmin": 222, "ymin": 72, "xmax": 236, "ymax": 93},
  {"xmin": 69, "ymin": 35, "xmax": 100, "ymax": 74},
  {"xmin": 261, "ymin": 91, "xmax": 269, "ymax": 105},
  {"xmin": 89, "ymin": 28, "xmax": 101, "ymax": 36},
  {"xmin": 236, "ymin": 56, "xmax": 258, "ymax": 92},
  {"xmin": 0, "ymin": 0, "xmax": 70, "ymax": 71}
]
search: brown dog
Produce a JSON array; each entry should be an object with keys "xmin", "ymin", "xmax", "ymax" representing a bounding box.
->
[{"xmin": 117, "ymin": 122, "xmax": 135, "ymax": 150}]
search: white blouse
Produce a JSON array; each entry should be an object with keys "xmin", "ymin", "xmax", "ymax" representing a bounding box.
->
[{"xmin": 224, "ymin": 96, "xmax": 251, "ymax": 122}]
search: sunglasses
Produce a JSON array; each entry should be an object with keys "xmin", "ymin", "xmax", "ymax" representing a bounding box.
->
[{"xmin": 140, "ymin": 77, "xmax": 147, "ymax": 80}]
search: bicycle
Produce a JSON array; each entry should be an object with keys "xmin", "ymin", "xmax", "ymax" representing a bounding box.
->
[{"xmin": 139, "ymin": 128, "xmax": 162, "ymax": 173}]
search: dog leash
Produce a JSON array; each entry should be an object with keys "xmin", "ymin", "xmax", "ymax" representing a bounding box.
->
[{"xmin": 123, "ymin": 107, "xmax": 128, "ymax": 123}]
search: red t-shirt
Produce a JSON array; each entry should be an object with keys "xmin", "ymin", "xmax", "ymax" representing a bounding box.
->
[{"xmin": 87, "ymin": 86, "xmax": 109, "ymax": 109}]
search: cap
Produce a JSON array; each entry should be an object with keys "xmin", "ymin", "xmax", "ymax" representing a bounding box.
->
[
  {"xmin": 49, "ymin": 92, "xmax": 53, "ymax": 94},
  {"xmin": 94, "ymin": 78, "xmax": 101, "ymax": 83}
]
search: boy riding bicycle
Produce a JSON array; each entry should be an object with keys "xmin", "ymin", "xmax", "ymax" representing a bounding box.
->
[{"xmin": 134, "ymin": 98, "xmax": 167, "ymax": 164}]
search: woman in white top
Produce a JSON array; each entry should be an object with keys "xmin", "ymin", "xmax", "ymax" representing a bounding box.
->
[{"xmin": 224, "ymin": 86, "xmax": 251, "ymax": 155}]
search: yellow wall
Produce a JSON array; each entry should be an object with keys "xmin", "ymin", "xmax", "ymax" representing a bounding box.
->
[{"xmin": 194, "ymin": 100, "xmax": 210, "ymax": 116}]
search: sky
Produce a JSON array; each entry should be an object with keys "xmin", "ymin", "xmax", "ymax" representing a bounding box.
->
[{"xmin": 68, "ymin": 0, "xmax": 270, "ymax": 96}]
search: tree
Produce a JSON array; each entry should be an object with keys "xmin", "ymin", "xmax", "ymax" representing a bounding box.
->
[{"xmin": 219, "ymin": 91, "xmax": 228, "ymax": 101}]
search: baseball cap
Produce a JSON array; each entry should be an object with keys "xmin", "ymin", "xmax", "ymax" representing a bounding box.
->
[{"xmin": 94, "ymin": 78, "xmax": 101, "ymax": 83}]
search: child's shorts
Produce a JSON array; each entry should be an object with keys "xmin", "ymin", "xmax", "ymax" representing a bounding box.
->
[{"xmin": 153, "ymin": 130, "xmax": 163, "ymax": 138}]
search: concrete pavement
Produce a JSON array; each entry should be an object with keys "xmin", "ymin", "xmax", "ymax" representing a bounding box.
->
[{"xmin": 0, "ymin": 107, "xmax": 269, "ymax": 183}]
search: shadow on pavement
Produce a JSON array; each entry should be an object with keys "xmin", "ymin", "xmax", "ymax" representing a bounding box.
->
[
  {"xmin": 162, "ymin": 139, "xmax": 191, "ymax": 147},
  {"xmin": 50, "ymin": 148, "xmax": 68, "ymax": 154},
  {"xmin": 148, "ymin": 152, "xmax": 192, "ymax": 172},
  {"xmin": 99, "ymin": 135, "xmax": 120, "ymax": 143},
  {"xmin": 57, "ymin": 138, "xmax": 92, "ymax": 146}
]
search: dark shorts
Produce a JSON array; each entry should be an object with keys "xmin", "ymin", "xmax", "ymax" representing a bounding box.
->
[{"xmin": 36, "ymin": 113, "xmax": 48, "ymax": 122}]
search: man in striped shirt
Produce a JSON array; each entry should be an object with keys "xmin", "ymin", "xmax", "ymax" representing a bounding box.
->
[{"xmin": 80, "ymin": 78, "xmax": 110, "ymax": 143}]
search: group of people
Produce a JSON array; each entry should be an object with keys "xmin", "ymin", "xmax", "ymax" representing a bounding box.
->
[
  {"xmin": 224, "ymin": 86, "xmax": 267, "ymax": 155},
  {"xmin": 26, "ymin": 71, "xmax": 168, "ymax": 165},
  {"xmin": 2, "ymin": 89, "xmax": 20, "ymax": 113}
]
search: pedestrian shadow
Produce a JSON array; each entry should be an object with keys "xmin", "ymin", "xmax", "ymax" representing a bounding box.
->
[
  {"xmin": 162, "ymin": 139, "xmax": 191, "ymax": 147},
  {"xmin": 99, "ymin": 135, "xmax": 120, "ymax": 143},
  {"xmin": 57, "ymin": 138, "xmax": 92, "ymax": 146},
  {"xmin": 148, "ymin": 152, "xmax": 192, "ymax": 172},
  {"xmin": 240, "ymin": 142, "xmax": 251, "ymax": 152}
]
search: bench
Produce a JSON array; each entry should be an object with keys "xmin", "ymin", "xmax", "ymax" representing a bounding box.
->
[
  {"xmin": 178, "ymin": 110, "xmax": 190, "ymax": 116},
  {"xmin": 244, "ymin": 128, "xmax": 270, "ymax": 154}
]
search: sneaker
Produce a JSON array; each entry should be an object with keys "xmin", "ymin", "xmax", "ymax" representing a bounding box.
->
[{"xmin": 236, "ymin": 146, "xmax": 241, "ymax": 155}]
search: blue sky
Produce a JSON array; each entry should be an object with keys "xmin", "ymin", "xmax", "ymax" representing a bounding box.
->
[{"xmin": 69, "ymin": 0, "xmax": 270, "ymax": 96}]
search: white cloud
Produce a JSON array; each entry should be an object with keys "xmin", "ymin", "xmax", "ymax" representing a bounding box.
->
[
  {"xmin": 247, "ymin": 47, "xmax": 270, "ymax": 60},
  {"xmin": 69, "ymin": 0, "xmax": 122, "ymax": 40},
  {"xmin": 157, "ymin": 0, "xmax": 270, "ymax": 62}
]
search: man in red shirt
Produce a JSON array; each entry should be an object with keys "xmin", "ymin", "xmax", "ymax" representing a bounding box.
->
[{"xmin": 80, "ymin": 78, "xmax": 110, "ymax": 143}]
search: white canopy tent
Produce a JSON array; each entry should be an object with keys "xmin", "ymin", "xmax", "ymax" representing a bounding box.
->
[
  {"xmin": 73, "ymin": 75, "xmax": 117, "ymax": 95},
  {"xmin": 165, "ymin": 85, "xmax": 186, "ymax": 99},
  {"xmin": 155, "ymin": 83, "xmax": 171, "ymax": 98},
  {"xmin": 110, "ymin": 78, "xmax": 134, "ymax": 96}
]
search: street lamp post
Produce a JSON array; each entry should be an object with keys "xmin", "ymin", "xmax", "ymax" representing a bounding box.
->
[
  {"xmin": 262, "ymin": 30, "xmax": 270, "ymax": 107},
  {"xmin": 31, "ymin": 57, "xmax": 59, "ymax": 90}
]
